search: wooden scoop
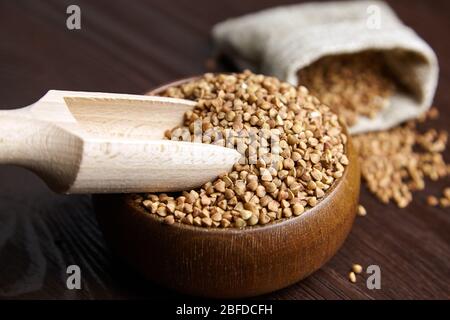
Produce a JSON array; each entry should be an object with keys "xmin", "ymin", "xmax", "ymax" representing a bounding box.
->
[{"xmin": 0, "ymin": 90, "xmax": 241, "ymax": 193}]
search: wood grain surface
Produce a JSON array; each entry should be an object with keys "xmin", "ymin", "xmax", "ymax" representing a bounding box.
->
[{"xmin": 0, "ymin": 0, "xmax": 449, "ymax": 299}]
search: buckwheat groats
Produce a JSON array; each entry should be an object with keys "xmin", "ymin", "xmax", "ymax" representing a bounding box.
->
[
  {"xmin": 297, "ymin": 51, "xmax": 397, "ymax": 127},
  {"xmin": 298, "ymin": 50, "xmax": 448, "ymax": 209},
  {"xmin": 427, "ymin": 187, "xmax": 450, "ymax": 208},
  {"xmin": 352, "ymin": 115, "xmax": 448, "ymax": 208},
  {"xmin": 134, "ymin": 71, "xmax": 349, "ymax": 228}
]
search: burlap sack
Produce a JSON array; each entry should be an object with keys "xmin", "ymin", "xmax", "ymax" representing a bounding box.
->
[{"xmin": 212, "ymin": 0, "xmax": 438, "ymax": 134}]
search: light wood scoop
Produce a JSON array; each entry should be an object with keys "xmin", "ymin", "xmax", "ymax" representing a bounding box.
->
[{"xmin": 0, "ymin": 90, "xmax": 241, "ymax": 193}]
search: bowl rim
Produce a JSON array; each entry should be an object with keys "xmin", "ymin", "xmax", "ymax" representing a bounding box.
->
[{"xmin": 130, "ymin": 74, "xmax": 353, "ymax": 234}]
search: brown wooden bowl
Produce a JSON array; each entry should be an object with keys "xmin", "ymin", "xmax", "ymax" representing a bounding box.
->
[{"xmin": 93, "ymin": 77, "xmax": 361, "ymax": 299}]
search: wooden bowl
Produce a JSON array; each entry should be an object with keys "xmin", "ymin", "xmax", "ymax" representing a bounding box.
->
[{"xmin": 93, "ymin": 77, "xmax": 361, "ymax": 298}]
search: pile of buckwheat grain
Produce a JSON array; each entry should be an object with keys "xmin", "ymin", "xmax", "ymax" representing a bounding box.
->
[
  {"xmin": 134, "ymin": 71, "xmax": 349, "ymax": 228},
  {"xmin": 297, "ymin": 51, "xmax": 397, "ymax": 126},
  {"xmin": 352, "ymin": 109, "xmax": 449, "ymax": 208}
]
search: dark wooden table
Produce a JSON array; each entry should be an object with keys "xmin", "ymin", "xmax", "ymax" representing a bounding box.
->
[{"xmin": 0, "ymin": 0, "xmax": 449, "ymax": 300}]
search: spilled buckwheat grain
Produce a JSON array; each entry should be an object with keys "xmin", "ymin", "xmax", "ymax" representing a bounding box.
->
[
  {"xmin": 357, "ymin": 204, "xmax": 367, "ymax": 217},
  {"xmin": 348, "ymin": 271, "xmax": 357, "ymax": 283},
  {"xmin": 134, "ymin": 71, "xmax": 348, "ymax": 228},
  {"xmin": 428, "ymin": 187, "xmax": 450, "ymax": 208},
  {"xmin": 353, "ymin": 117, "xmax": 448, "ymax": 208},
  {"xmin": 352, "ymin": 264, "xmax": 363, "ymax": 274}
]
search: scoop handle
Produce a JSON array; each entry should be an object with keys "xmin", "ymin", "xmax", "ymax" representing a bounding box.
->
[
  {"xmin": 0, "ymin": 108, "xmax": 39, "ymax": 165},
  {"xmin": 0, "ymin": 109, "xmax": 82, "ymax": 192}
]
